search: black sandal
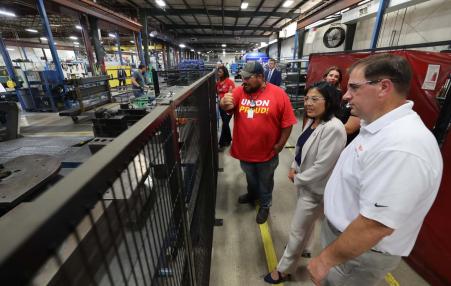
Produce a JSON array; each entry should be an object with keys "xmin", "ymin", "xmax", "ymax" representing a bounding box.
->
[{"xmin": 263, "ymin": 271, "xmax": 288, "ymax": 284}]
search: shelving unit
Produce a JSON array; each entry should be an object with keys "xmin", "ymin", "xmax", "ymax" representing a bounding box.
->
[{"xmin": 281, "ymin": 59, "xmax": 308, "ymax": 112}]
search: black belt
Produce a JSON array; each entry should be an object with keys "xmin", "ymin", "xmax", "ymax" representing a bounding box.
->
[{"xmin": 326, "ymin": 219, "xmax": 386, "ymax": 255}]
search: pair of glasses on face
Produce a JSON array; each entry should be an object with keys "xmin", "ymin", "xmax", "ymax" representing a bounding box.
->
[
  {"xmin": 347, "ymin": 79, "xmax": 383, "ymax": 92},
  {"xmin": 304, "ymin": 96, "xmax": 325, "ymax": 103}
]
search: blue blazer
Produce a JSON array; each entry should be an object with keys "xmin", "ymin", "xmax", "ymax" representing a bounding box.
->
[{"xmin": 264, "ymin": 69, "xmax": 282, "ymax": 86}]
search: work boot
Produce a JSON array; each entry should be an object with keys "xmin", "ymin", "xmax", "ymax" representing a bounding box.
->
[{"xmin": 256, "ymin": 207, "xmax": 270, "ymax": 224}]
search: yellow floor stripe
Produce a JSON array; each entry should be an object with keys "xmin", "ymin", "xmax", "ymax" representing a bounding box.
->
[
  {"xmin": 286, "ymin": 141, "xmax": 399, "ymax": 285},
  {"xmin": 257, "ymin": 206, "xmax": 284, "ymax": 286}
]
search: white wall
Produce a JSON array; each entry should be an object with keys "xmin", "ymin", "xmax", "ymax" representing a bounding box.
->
[
  {"xmin": 302, "ymin": 21, "xmax": 347, "ymax": 55},
  {"xmin": 354, "ymin": 0, "xmax": 451, "ymax": 51},
  {"xmin": 268, "ymin": 43, "xmax": 278, "ymax": 58},
  {"xmin": 280, "ymin": 36, "xmax": 295, "ymax": 59}
]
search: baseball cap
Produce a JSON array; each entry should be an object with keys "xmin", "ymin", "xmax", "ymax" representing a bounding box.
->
[{"xmin": 240, "ymin": 61, "xmax": 264, "ymax": 78}]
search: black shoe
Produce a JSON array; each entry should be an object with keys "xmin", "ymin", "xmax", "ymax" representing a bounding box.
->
[
  {"xmin": 264, "ymin": 271, "xmax": 289, "ymax": 284},
  {"xmin": 256, "ymin": 207, "xmax": 270, "ymax": 224},
  {"xmin": 238, "ymin": 193, "xmax": 255, "ymax": 204},
  {"xmin": 301, "ymin": 251, "xmax": 311, "ymax": 258}
]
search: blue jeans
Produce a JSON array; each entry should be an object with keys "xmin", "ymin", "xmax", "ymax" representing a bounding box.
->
[
  {"xmin": 133, "ymin": 88, "xmax": 144, "ymax": 97},
  {"xmin": 239, "ymin": 155, "xmax": 279, "ymax": 208}
]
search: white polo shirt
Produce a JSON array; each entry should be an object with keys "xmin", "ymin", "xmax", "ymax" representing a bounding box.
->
[{"xmin": 324, "ymin": 101, "xmax": 443, "ymax": 256}]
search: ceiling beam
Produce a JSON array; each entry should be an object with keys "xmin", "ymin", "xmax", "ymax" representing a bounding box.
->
[
  {"xmin": 297, "ymin": 0, "xmax": 362, "ymax": 30},
  {"xmin": 242, "ymin": 0, "xmax": 265, "ymax": 36},
  {"xmin": 142, "ymin": 8, "xmax": 300, "ymax": 18},
  {"xmin": 166, "ymin": 25, "xmax": 278, "ymax": 32}
]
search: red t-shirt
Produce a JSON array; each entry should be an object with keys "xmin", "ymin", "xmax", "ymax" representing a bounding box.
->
[
  {"xmin": 216, "ymin": 78, "xmax": 235, "ymax": 99},
  {"xmin": 230, "ymin": 83, "xmax": 297, "ymax": 162}
]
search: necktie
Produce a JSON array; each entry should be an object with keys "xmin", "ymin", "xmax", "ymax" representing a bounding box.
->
[{"xmin": 268, "ymin": 70, "xmax": 273, "ymax": 82}]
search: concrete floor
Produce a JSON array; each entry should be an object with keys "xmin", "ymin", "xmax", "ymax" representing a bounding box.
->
[{"xmin": 210, "ymin": 114, "xmax": 430, "ymax": 286}]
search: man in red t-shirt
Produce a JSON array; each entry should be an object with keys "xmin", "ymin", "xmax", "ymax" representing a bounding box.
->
[{"xmin": 220, "ymin": 61, "xmax": 297, "ymax": 224}]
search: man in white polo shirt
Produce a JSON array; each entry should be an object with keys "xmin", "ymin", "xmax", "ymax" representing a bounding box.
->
[{"xmin": 307, "ymin": 53, "xmax": 443, "ymax": 286}]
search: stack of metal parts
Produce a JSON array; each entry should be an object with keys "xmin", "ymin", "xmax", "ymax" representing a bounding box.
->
[{"xmin": 89, "ymin": 104, "xmax": 148, "ymax": 154}]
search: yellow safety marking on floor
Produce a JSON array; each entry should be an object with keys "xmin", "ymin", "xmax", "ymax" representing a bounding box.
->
[
  {"xmin": 385, "ymin": 273, "xmax": 400, "ymax": 286},
  {"xmin": 257, "ymin": 206, "xmax": 284, "ymax": 286},
  {"xmin": 21, "ymin": 131, "xmax": 93, "ymax": 137}
]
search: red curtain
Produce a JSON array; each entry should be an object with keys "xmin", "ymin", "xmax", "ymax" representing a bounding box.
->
[{"xmin": 306, "ymin": 50, "xmax": 451, "ymax": 286}]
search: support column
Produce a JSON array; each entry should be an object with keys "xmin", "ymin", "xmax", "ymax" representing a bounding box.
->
[
  {"xmin": 140, "ymin": 11, "xmax": 150, "ymax": 66},
  {"xmin": 0, "ymin": 36, "xmax": 27, "ymax": 109},
  {"xmin": 345, "ymin": 23, "xmax": 357, "ymax": 51},
  {"xmin": 297, "ymin": 29, "xmax": 306, "ymax": 60},
  {"xmin": 115, "ymin": 32, "xmax": 123, "ymax": 65},
  {"xmin": 88, "ymin": 16, "xmax": 106, "ymax": 74},
  {"xmin": 136, "ymin": 32, "xmax": 144, "ymax": 64},
  {"xmin": 277, "ymin": 34, "xmax": 282, "ymax": 61},
  {"xmin": 370, "ymin": 0, "xmax": 390, "ymax": 49},
  {"xmin": 293, "ymin": 31, "xmax": 298, "ymax": 60},
  {"xmin": 36, "ymin": 0, "xmax": 65, "ymax": 85},
  {"xmin": 166, "ymin": 45, "xmax": 171, "ymax": 68},
  {"xmin": 80, "ymin": 15, "xmax": 96, "ymax": 74}
]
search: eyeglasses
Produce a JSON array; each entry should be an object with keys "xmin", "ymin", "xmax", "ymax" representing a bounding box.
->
[
  {"xmin": 243, "ymin": 74, "xmax": 256, "ymax": 81},
  {"xmin": 304, "ymin": 96, "xmax": 325, "ymax": 103},
  {"xmin": 347, "ymin": 79, "xmax": 382, "ymax": 92}
]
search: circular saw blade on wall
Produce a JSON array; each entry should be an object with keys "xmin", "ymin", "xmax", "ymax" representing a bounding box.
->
[{"xmin": 323, "ymin": 26, "xmax": 346, "ymax": 48}]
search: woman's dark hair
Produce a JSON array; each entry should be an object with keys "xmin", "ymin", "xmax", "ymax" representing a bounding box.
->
[
  {"xmin": 305, "ymin": 81, "xmax": 341, "ymax": 122},
  {"xmin": 217, "ymin": 65, "xmax": 230, "ymax": 79},
  {"xmin": 322, "ymin": 66, "xmax": 342, "ymax": 88}
]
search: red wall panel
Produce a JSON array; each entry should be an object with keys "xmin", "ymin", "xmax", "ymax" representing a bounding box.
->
[{"xmin": 306, "ymin": 50, "xmax": 451, "ymax": 285}]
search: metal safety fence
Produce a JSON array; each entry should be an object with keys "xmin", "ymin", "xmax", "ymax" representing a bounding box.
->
[{"xmin": 0, "ymin": 71, "xmax": 218, "ymax": 286}]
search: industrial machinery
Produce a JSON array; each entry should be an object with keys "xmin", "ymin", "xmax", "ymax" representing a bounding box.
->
[{"xmin": 59, "ymin": 75, "xmax": 112, "ymax": 122}]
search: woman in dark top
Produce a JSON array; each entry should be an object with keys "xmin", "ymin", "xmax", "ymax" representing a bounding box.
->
[
  {"xmin": 216, "ymin": 66, "xmax": 235, "ymax": 149},
  {"xmin": 264, "ymin": 82, "xmax": 347, "ymax": 284}
]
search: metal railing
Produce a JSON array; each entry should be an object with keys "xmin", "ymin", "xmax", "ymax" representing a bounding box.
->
[{"xmin": 0, "ymin": 71, "xmax": 218, "ymax": 286}]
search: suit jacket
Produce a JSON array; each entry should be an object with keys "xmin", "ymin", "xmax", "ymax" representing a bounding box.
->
[
  {"xmin": 264, "ymin": 68, "xmax": 282, "ymax": 86},
  {"xmin": 292, "ymin": 117, "xmax": 346, "ymax": 195}
]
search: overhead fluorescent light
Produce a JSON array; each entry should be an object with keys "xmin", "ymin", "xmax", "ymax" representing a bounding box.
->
[
  {"xmin": 358, "ymin": 0, "xmax": 372, "ymax": 5},
  {"xmin": 130, "ymin": 40, "xmax": 135, "ymax": 43},
  {"xmin": 50, "ymin": 24, "xmax": 61, "ymax": 27},
  {"xmin": 179, "ymin": 43, "xmax": 186, "ymax": 48},
  {"xmin": 190, "ymin": 49, "xmax": 194, "ymax": 52},
  {"xmin": 283, "ymin": 0, "xmax": 294, "ymax": 8},
  {"xmin": 340, "ymin": 8, "xmax": 350, "ymax": 14},
  {"xmin": 7, "ymin": 48, "xmax": 14, "ymax": 51},
  {"xmin": 69, "ymin": 36, "xmax": 78, "ymax": 40},
  {"xmin": 268, "ymin": 39, "xmax": 278, "ymax": 45},
  {"xmin": 221, "ymin": 44, "xmax": 227, "ymax": 47},
  {"xmin": 108, "ymin": 33, "xmax": 116, "ymax": 38},
  {"xmin": 197, "ymin": 52, "xmax": 201, "ymax": 54},
  {"xmin": 156, "ymin": 0, "xmax": 166, "ymax": 7},
  {"xmin": 73, "ymin": 42, "xmax": 80, "ymax": 45},
  {"xmin": 149, "ymin": 33, "xmax": 155, "ymax": 37},
  {"xmin": 241, "ymin": 2, "xmax": 249, "ymax": 9},
  {"xmin": 25, "ymin": 29, "xmax": 38, "ymax": 33},
  {"xmin": 0, "ymin": 9, "xmax": 16, "ymax": 17},
  {"xmin": 75, "ymin": 25, "xmax": 82, "ymax": 30},
  {"xmin": 40, "ymin": 37, "xmax": 47, "ymax": 41}
]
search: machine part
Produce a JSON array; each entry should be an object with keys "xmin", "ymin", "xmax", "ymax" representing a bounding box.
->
[
  {"xmin": 88, "ymin": 137, "xmax": 115, "ymax": 154},
  {"xmin": 0, "ymin": 102, "xmax": 19, "ymax": 142},
  {"xmin": 0, "ymin": 155, "xmax": 61, "ymax": 210},
  {"xmin": 323, "ymin": 27, "xmax": 346, "ymax": 48}
]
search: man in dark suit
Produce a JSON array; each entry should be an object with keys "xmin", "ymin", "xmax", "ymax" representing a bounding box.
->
[{"xmin": 264, "ymin": 58, "xmax": 282, "ymax": 86}]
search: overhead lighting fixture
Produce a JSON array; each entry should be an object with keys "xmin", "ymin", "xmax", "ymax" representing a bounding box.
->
[
  {"xmin": 190, "ymin": 49, "xmax": 195, "ymax": 52},
  {"xmin": 130, "ymin": 40, "xmax": 135, "ymax": 43},
  {"xmin": 69, "ymin": 36, "xmax": 78, "ymax": 40},
  {"xmin": 241, "ymin": 2, "xmax": 249, "ymax": 9},
  {"xmin": 340, "ymin": 8, "xmax": 350, "ymax": 14},
  {"xmin": 282, "ymin": 0, "xmax": 294, "ymax": 8},
  {"xmin": 156, "ymin": 0, "xmax": 166, "ymax": 7},
  {"xmin": 358, "ymin": 0, "xmax": 372, "ymax": 5},
  {"xmin": 40, "ymin": 37, "xmax": 47, "ymax": 41},
  {"xmin": 197, "ymin": 51, "xmax": 201, "ymax": 54},
  {"xmin": 6, "ymin": 48, "xmax": 14, "ymax": 51},
  {"xmin": 75, "ymin": 25, "xmax": 82, "ymax": 30},
  {"xmin": 221, "ymin": 44, "xmax": 227, "ymax": 47},
  {"xmin": 73, "ymin": 42, "xmax": 80, "ymax": 45},
  {"xmin": 149, "ymin": 33, "xmax": 155, "ymax": 37},
  {"xmin": 241, "ymin": 50, "xmax": 245, "ymax": 53},
  {"xmin": 108, "ymin": 33, "xmax": 116, "ymax": 38},
  {"xmin": 0, "ymin": 9, "xmax": 16, "ymax": 17},
  {"xmin": 179, "ymin": 43, "xmax": 186, "ymax": 48},
  {"xmin": 268, "ymin": 39, "xmax": 278, "ymax": 45},
  {"xmin": 25, "ymin": 29, "xmax": 38, "ymax": 33},
  {"xmin": 50, "ymin": 24, "xmax": 61, "ymax": 27}
]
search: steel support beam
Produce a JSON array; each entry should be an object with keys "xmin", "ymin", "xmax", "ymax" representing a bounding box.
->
[
  {"xmin": 115, "ymin": 32, "xmax": 123, "ymax": 65},
  {"xmin": 297, "ymin": 0, "xmax": 361, "ymax": 30},
  {"xmin": 36, "ymin": 0, "xmax": 65, "ymax": 91},
  {"xmin": 80, "ymin": 16, "xmax": 96, "ymax": 74},
  {"xmin": 370, "ymin": 0, "xmax": 390, "ymax": 49},
  {"xmin": 0, "ymin": 36, "xmax": 27, "ymax": 109},
  {"xmin": 277, "ymin": 34, "xmax": 282, "ymax": 61},
  {"xmin": 88, "ymin": 16, "xmax": 106, "ymax": 74},
  {"xmin": 142, "ymin": 8, "xmax": 299, "ymax": 18},
  {"xmin": 48, "ymin": 0, "xmax": 142, "ymax": 32},
  {"xmin": 345, "ymin": 23, "xmax": 357, "ymax": 51},
  {"xmin": 140, "ymin": 11, "xmax": 150, "ymax": 66},
  {"xmin": 297, "ymin": 29, "xmax": 306, "ymax": 59},
  {"xmin": 136, "ymin": 32, "xmax": 145, "ymax": 64},
  {"xmin": 166, "ymin": 24, "xmax": 278, "ymax": 32},
  {"xmin": 293, "ymin": 31, "xmax": 298, "ymax": 60}
]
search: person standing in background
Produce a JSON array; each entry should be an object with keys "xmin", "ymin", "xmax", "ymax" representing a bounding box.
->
[
  {"xmin": 131, "ymin": 64, "xmax": 147, "ymax": 97},
  {"xmin": 265, "ymin": 58, "xmax": 282, "ymax": 86},
  {"xmin": 216, "ymin": 66, "xmax": 235, "ymax": 149}
]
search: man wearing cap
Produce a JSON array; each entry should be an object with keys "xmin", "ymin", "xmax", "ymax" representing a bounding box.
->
[{"xmin": 220, "ymin": 61, "xmax": 297, "ymax": 224}]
